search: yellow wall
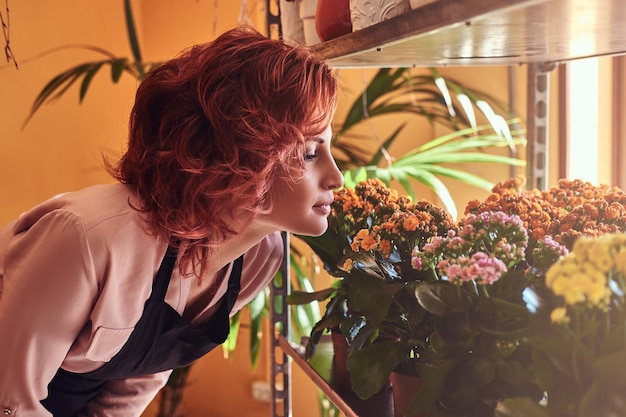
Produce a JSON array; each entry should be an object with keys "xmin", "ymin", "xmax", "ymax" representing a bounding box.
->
[
  {"xmin": 0, "ymin": 1, "xmax": 134, "ymax": 224},
  {"xmin": 0, "ymin": 2, "xmax": 565, "ymax": 417}
]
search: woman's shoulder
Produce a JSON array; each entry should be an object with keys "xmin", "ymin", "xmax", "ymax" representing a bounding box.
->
[
  {"xmin": 10, "ymin": 183, "xmax": 160, "ymax": 257},
  {"xmin": 13, "ymin": 183, "xmax": 142, "ymax": 232}
]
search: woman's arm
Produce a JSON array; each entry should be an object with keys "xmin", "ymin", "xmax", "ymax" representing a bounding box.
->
[{"xmin": 0, "ymin": 210, "xmax": 98, "ymax": 417}]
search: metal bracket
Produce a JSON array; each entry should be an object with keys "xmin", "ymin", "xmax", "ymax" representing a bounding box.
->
[
  {"xmin": 270, "ymin": 232, "xmax": 292, "ymax": 417},
  {"xmin": 526, "ymin": 61, "xmax": 558, "ymax": 190}
]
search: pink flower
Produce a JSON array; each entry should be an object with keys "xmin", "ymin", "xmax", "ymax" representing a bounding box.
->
[{"xmin": 439, "ymin": 252, "xmax": 507, "ymax": 285}]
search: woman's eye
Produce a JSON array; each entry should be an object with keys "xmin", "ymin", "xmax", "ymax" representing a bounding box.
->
[{"xmin": 304, "ymin": 153, "xmax": 318, "ymax": 162}]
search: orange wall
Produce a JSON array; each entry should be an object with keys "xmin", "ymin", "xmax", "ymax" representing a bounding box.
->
[{"xmin": 0, "ymin": 2, "xmax": 549, "ymax": 417}]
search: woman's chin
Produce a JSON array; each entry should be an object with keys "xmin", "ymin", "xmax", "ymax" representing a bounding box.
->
[{"xmin": 294, "ymin": 222, "xmax": 328, "ymax": 237}]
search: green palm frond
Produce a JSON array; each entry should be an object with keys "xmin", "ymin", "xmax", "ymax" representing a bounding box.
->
[
  {"xmin": 23, "ymin": 0, "xmax": 158, "ymax": 126},
  {"xmin": 332, "ymin": 67, "xmax": 521, "ymax": 168},
  {"xmin": 343, "ymin": 122, "xmax": 526, "ymax": 219}
]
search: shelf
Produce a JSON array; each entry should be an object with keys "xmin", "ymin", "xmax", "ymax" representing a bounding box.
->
[{"xmin": 311, "ymin": 0, "xmax": 626, "ymax": 67}]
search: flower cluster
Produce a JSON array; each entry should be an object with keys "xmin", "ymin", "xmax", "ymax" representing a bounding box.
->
[
  {"xmin": 518, "ymin": 233, "xmax": 626, "ymax": 417},
  {"xmin": 330, "ymin": 179, "xmax": 456, "ymax": 277},
  {"xmin": 546, "ymin": 233, "xmax": 626, "ymax": 321},
  {"xmin": 297, "ymin": 177, "xmax": 626, "ymax": 417},
  {"xmin": 412, "ymin": 211, "xmax": 528, "ymax": 285},
  {"xmin": 466, "ymin": 176, "xmax": 626, "ymax": 251}
]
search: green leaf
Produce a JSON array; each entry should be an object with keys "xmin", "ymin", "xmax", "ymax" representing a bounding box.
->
[
  {"xmin": 497, "ymin": 359, "xmax": 531, "ymax": 385},
  {"xmin": 433, "ymin": 75, "xmax": 455, "ymax": 117},
  {"xmin": 415, "ymin": 282, "xmax": 465, "ymax": 316},
  {"xmin": 124, "ymin": 0, "xmax": 143, "ymax": 68},
  {"xmin": 496, "ymin": 397, "xmax": 550, "ymax": 417},
  {"xmin": 79, "ymin": 63, "xmax": 103, "ymax": 102},
  {"xmin": 249, "ymin": 291, "xmax": 267, "ymax": 369},
  {"xmin": 346, "ymin": 339, "xmax": 407, "ymax": 399},
  {"xmin": 24, "ymin": 62, "xmax": 95, "ymax": 126},
  {"xmin": 406, "ymin": 359, "xmax": 455, "ymax": 415},
  {"xmin": 345, "ymin": 272, "xmax": 401, "ymax": 327},
  {"xmin": 368, "ymin": 123, "xmax": 406, "ymax": 166},
  {"xmin": 413, "ymin": 164, "xmax": 494, "ymax": 190},
  {"xmin": 385, "ymin": 166, "xmax": 457, "ymax": 219},
  {"xmin": 223, "ymin": 310, "xmax": 241, "ymax": 357},
  {"xmin": 286, "ymin": 287, "xmax": 336, "ymax": 305},
  {"xmin": 111, "ymin": 58, "xmax": 127, "ymax": 82}
]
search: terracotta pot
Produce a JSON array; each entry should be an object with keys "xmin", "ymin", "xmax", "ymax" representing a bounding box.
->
[
  {"xmin": 331, "ymin": 330, "xmax": 395, "ymax": 417},
  {"xmin": 390, "ymin": 371, "xmax": 425, "ymax": 417},
  {"xmin": 330, "ymin": 329, "xmax": 353, "ymax": 390},
  {"xmin": 315, "ymin": 0, "xmax": 352, "ymax": 42}
]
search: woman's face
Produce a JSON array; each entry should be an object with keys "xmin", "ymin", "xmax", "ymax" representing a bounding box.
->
[{"xmin": 260, "ymin": 125, "xmax": 344, "ymax": 236}]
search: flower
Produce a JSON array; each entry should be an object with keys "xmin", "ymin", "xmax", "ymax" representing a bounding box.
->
[
  {"xmin": 510, "ymin": 233, "xmax": 626, "ymax": 417},
  {"xmin": 409, "ymin": 210, "xmax": 542, "ymax": 416},
  {"xmin": 327, "ymin": 178, "xmax": 456, "ymax": 281},
  {"xmin": 294, "ymin": 177, "xmax": 626, "ymax": 417},
  {"xmin": 414, "ymin": 210, "xmax": 528, "ymax": 282},
  {"xmin": 291, "ymin": 179, "xmax": 458, "ymax": 400}
]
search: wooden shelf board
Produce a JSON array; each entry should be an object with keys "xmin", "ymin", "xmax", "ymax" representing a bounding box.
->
[{"xmin": 311, "ymin": 0, "xmax": 626, "ymax": 68}]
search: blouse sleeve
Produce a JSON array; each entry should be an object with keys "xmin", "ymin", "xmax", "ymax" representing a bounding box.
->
[{"xmin": 0, "ymin": 210, "xmax": 99, "ymax": 417}]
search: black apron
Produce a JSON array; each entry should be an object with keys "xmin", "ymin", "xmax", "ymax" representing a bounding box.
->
[{"xmin": 41, "ymin": 246, "xmax": 243, "ymax": 417}]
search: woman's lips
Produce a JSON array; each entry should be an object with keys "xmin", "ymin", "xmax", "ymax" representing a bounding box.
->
[{"xmin": 313, "ymin": 201, "xmax": 332, "ymax": 215}]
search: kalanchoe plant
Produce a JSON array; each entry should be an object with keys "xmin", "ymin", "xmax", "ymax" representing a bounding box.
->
[
  {"xmin": 294, "ymin": 177, "xmax": 626, "ymax": 417},
  {"xmin": 288, "ymin": 179, "xmax": 456, "ymax": 399},
  {"xmin": 501, "ymin": 233, "xmax": 626, "ymax": 417},
  {"xmin": 409, "ymin": 211, "xmax": 544, "ymax": 417},
  {"xmin": 465, "ymin": 176, "xmax": 626, "ymax": 252}
]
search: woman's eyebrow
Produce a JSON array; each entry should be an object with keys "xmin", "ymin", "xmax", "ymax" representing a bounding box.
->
[{"xmin": 306, "ymin": 136, "xmax": 325, "ymax": 144}]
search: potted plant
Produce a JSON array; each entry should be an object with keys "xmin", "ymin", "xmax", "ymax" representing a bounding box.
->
[
  {"xmin": 501, "ymin": 233, "xmax": 626, "ymax": 417},
  {"xmin": 409, "ymin": 210, "xmax": 546, "ymax": 416},
  {"xmin": 289, "ymin": 179, "xmax": 457, "ymax": 398},
  {"xmin": 462, "ymin": 176, "xmax": 626, "ymax": 417},
  {"xmin": 292, "ymin": 176, "xmax": 626, "ymax": 417}
]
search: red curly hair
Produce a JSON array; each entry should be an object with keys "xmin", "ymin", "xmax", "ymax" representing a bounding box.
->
[{"xmin": 108, "ymin": 26, "xmax": 338, "ymax": 274}]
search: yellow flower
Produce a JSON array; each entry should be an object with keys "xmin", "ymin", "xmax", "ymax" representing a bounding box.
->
[
  {"xmin": 550, "ymin": 307, "xmax": 569, "ymax": 324},
  {"xmin": 561, "ymin": 274, "xmax": 586, "ymax": 305},
  {"xmin": 614, "ymin": 248, "xmax": 626, "ymax": 276},
  {"xmin": 588, "ymin": 241, "xmax": 613, "ymax": 272}
]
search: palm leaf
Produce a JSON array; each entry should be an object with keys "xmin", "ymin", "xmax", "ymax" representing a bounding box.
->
[
  {"xmin": 248, "ymin": 290, "xmax": 267, "ymax": 370},
  {"xmin": 79, "ymin": 62, "xmax": 104, "ymax": 102},
  {"xmin": 124, "ymin": 0, "xmax": 145, "ymax": 79},
  {"xmin": 24, "ymin": 58, "xmax": 145, "ymax": 126}
]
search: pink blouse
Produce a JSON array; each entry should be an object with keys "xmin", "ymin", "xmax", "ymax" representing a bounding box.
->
[{"xmin": 0, "ymin": 183, "xmax": 283, "ymax": 416}]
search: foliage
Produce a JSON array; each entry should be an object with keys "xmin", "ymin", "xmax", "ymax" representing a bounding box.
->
[
  {"xmin": 331, "ymin": 67, "xmax": 525, "ymax": 218},
  {"xmin": 502, "ymin": 233, "xmax": 626, "ymax": 417},
  {"xmin": 410, "ymin": 211, "xmax": 544, "ymax": 416},
  {"xmin": 294, "ymin": 176, "xmax": 626, "ymax": 417},
  {"xmin": 289, "ymin": 178, "xmax": 457, "ymax": 399},
  {"xmin": 22, "ymin": 0, "xmax": 161, "ymax": 127}
]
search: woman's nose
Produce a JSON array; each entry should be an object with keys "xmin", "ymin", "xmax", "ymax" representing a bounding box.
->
[{"xmin": 325, "ymin": 159, "xmax": 344, "ymax": 190}]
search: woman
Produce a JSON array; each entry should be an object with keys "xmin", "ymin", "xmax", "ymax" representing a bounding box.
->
[{"xmin": 0, "ymin": 26, "xmax": 343, "ymax": 417}]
